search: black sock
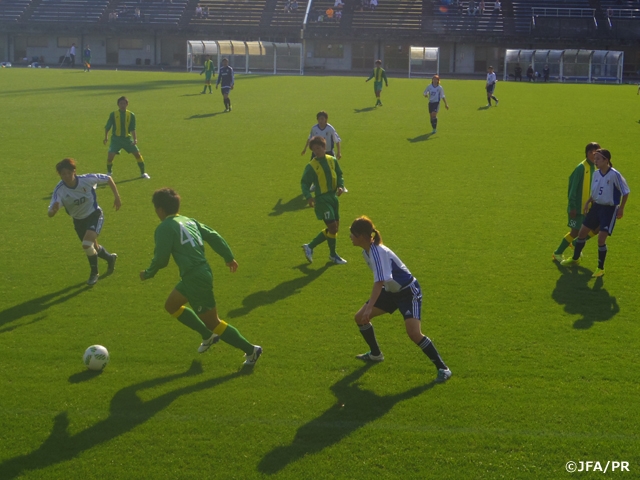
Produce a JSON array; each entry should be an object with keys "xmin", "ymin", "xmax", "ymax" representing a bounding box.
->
[
  {"xmin": 88, "ymin": 255, "xmax": 99, "ymax": 275},
  {"xmin": 573, "ymin": 238, "xmax": 586, "ymax": 260},
  {"xmin": 358, "ymin": 323, "xmax": 381, "ymax": 356},
  {"xmin": 432, "ymin": 118, "xmax": 438, "ymax": 129},
  {"xmin": 487, "ymin": 98, "xmax": 491, "ymax": 105},
  {"xmin": 598, "ymin": 244, "xmax": 607, "ymax": 269},
  {"xmin": 107, "ymin": 163, "xmax": 113, "ymax": 174},
  {"xmin": 97, "ymin": 246, "xmax": 111, "ymax": 261},
  {"xmin": 492, "ymin": 96, "xmax": 498, "ymax": 102},
  {"xmin": 418, "ymin": 336, "xmax": 447, "ymax": 370}
]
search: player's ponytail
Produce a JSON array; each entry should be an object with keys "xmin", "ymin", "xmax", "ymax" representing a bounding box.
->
[{"xmin": 350, "ymin": 216, "xmax": 383, "ymax": 245}]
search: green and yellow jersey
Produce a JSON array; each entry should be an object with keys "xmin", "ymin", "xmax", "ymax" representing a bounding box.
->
[
  {"xmin": 567, "ymin": 159, "xmax": 595, "ymax": 213},
  {"xmin": 301, "ymin": 154, "xmax": 344, "ymax": 200},
  {"xmin": 143, "ymin": 214, "xmax": 234, "ymax": 279},
  {"xmin": 105, "ymin": 109, "xmax": 136, "ymax": 138},
  {"xmin": 367, "ymin": 67, "xmax": 388, "ymax": 84},
  {"xmin": 203, "ymin": 59, "xmax": 214, "ymax": 75}
]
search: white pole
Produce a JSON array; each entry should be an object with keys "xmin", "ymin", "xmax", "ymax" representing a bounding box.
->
[
  {"xmin": 436, "ymin": 48, "xmax": 440, "ymax": 76},
  {"xmin": 274, "ymin": 43, "xmax": 277, "ymax": 75}
]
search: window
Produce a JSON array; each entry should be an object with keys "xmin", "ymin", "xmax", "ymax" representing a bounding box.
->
[
  {"xmin": 315, "ymin": 42, "xmax": 343, "ymax": 59},
  {"xmin": 28, "ymin": 37, "xmax": 49, "ymax": 48},
  {"xmin": 57, "ymin": 37, "xmax": 79, "ymax": 48}
]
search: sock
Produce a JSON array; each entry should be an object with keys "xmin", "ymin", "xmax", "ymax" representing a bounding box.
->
[
  {"xmin": 202, "ymin": 86, "xmax": 206, "ymax": 93},
  {"xmin": 309, "ymin": 230, "xmax": 328, "ymax": 249},
  {"xmin": 137, "ymin": 156, "xmax": 145, "ymax": 174},
  {"xmin": 418, "ymin": 336, "xmax": 447, "ymax": 370},
  {"xmin": 97, "ymin": 245, "xmax": 111, "ymax": 261},
  {"xmin": 487, "ymin": 98, "xmax": 492, "ymax": 105},
  {"xmin": 492, "ymin": 96, "xmax": 498, "ymax": 102},
  {"xmin": 358, "ymin": 323, "xmax": 381, "ymax": 356},
  {"xmin": 555, "ymin": 233, "xmax": 574, "ymax": 255},
  {"xmin": 214, "ymin": 320, "xmax": 254, "ymax": 355},
  {"xmin": 325, "ymin": 230, "xmax": 337, "ymax": 256},
  {"xmin": 432, "ymin": 118, "xmax": 438, "ymax": 129},
  {"xmin": 573, "ymin": 238, "xmax": 586, "ymax": 260},
  {"xmin": 598, "ymin": 244, "xmax": 607, "ymax": 269},
  {"xmin": 107, "ymin": 162, "xmax": 113, "ymax": 174},
  {"xmin": 172, "ymin": 306, "xmax": 213, "ymax": 340},
  {"xmin": 227, "ymin": 99, "xmax": 231, "ymax": 108},
  {"xmin": 208, "ymin": 85, "xmax": 212, "ymax": 93},
  {"xmin": 88, "ymin": 255, "xmax": 98, "ymax": 274}
]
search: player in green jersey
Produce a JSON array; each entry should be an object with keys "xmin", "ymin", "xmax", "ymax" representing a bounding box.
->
[
  {"xmin": 200, "ymin": 55, "xmax": 214, "ymax": 94},
  {"xmin": 301, "ymin": 136, "xmax": 347, "ymax": 265},
  {"xmin": 552, "ymin": 142, "xmax": 600, "ymax": 262},
  {"xmin": 140, "ymin": 188, "xmax": 262, "ymax": 365},
  {"xmin": 365, "ymin": 59, "xmax": 388, "ymax": 107},
  {"xmin": 103, "ymin": 96, "xmax": 149, "ymax": 179}
]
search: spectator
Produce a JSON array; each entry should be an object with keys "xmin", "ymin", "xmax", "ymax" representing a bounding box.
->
[
  {"xmin": 326, "ymin": 7, "xmax": 334, "ymax": 20},
  {"xmin": 479, "ymin": 0, "xmax": 485, "ymax": 14},
  {"xmin": 203, "ymin": 5, "xmax": 209, "ymax": 18},
  {"xmin": 514, "ymin": 64, "xmax": 522, "ymax": 81},
  {"xmin": 543, "ymin": 64, "xmax": 550, "ymax": 82},
  {"xmin": 526, "ymin": 65, "xmax": 534, "ymax": 82},
  {"xmin": 195, "ymin": 4, "xmax": 203, "ymax": 18},
  {"xmin": 334, "ymin": 0, "xmax": 344, "ymax": 8},
  {"xmin": 370, "ymin": 0, "xmax": 377, "ymax": 10},
  {"xmin": 468, "ymin": 0, "xmax": 475, "ymax": 15},
  {"xmin": 494, "ymin": 0, "xmax": 501, "ymax": 13},
  {"xmin": 135, "ymin": 7, "xmax": 141, "ymax": 20},
  {"xmin": 335, "ymin": 8, "xmax": 342, "ymax": 19},
  {"xmin": 284, "ymin": 0, "xmax": 291, "ymax": 12},
  {"xmin": 291, "ymin": 0, "xmax": 298, "ymax": 11},
  {"xmin": 69, "ymin": 43, "xmax": 76, "ymax": 67}
]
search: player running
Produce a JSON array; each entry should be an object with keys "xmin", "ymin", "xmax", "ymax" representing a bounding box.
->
[
  {"xmin": 83, "ymin": 45, "xmax": 91, "ymax": 72},
  {"xmin": 216, "ymin": 58, "xmax": 234, "ymax": 112},
  {"xmin": 200, "ymin": 55, "xmax": 214, "ymax": 94},
  {"xmin": 349, "ymin": 216, "xmax": 452, "ymax": 382},
  {"xmin": 486, "ymin": 66, "xmax": 499, "ymax": 107},
  {"xmin": 561, "ymin": 149, "xmax": 630, "ymax": 277},
  {"xmin": 423, "ymin": 75, "xmax": 449, "ymax": 134},
  {"xmin": 48, "ymin": 158, "xmax": 120, "ymax": 285},
  {"xmin": 103, "ymin": 96, "xmax": 150, "ymax": 179},
  {"xmin": 365, "ymin": 59, "xmax": 388, "ymax": 107},
  {"xmin": 140, "ymin": 188, "xmax": 262, "ymax": 364}
]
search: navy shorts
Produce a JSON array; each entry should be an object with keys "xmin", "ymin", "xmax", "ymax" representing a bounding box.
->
[
  {"xmin": 428, "ymin": 102, "xmax": 440, "ymax": 114},
  {"xmin": 220, "ymin": 86, "xmax": 231, "ymax": 95},
  {"xmin": 486, "ymin": 84, "xmax": 495, "ymax": 95},
  {"xmin": 73, "ymin": 208, "xmax": 104, "ymax": 240},
  {"xmin": 371, "ymin": 280, "xmax": 422, "ymax": 320},
  {"xmin": 583, "ymin": 203, "xmax": 618, "ymax": 235}
]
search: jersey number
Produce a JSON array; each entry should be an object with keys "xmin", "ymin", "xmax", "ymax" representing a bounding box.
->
[
  {"xmin": 179, "ymin": 223, "xmax": 203, "ymax": 247},
  {"xmin": 73, "ymin": 197, "xmax": 86, "ymax": 206},
  {"xmin": 598, "ymin": 187, "xmax": 604, "ymax": 195}
]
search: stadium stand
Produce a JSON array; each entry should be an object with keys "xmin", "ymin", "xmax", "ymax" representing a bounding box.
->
[
  {"xmin": 188, "ymin": 0, "xmax": 266, "ymax": 28},
  {"xmin": 107, "ymin": 0, "xmax": 188, "ymax": 25},
  {"xmin": 270, "ymin": 0, "xmax": 306, "ymax": 28},
  {"xmin": 350, "ymin": 0, "xmax": 422, "ymax": 32},
  {"xmin": 511, "ymin": 0, "xmax": 593, "ymax": 34},
  {"xmin": 431, "ymin": 1, "xmax": 504, "ymax": 35},
  {"xmin": 0, "ymin": 0, "xmax": 32, "ymax": 23},
  {"xmin": 30, "ymin": 0, "xmax": 110, "ymax": 23},
  {"xmin": 306, "ymin": 0, "xmax": 342, "ymax": 27},
  {"xmin": 600, "ymin": 0, "xmax": 640, "ymax": 19}
]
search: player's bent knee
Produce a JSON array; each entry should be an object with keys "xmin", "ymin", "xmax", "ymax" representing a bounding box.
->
[{"xmin": 82, "ymin": 240, "xmax": 96, "ymax": 256}]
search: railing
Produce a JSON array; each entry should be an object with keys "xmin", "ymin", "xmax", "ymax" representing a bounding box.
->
[
  {"xmin": 531, "ymin": 7, "xmax": 595, "ymax": 18},
  {"xmin": 606, "ymin": 8, "xmax": 640, "ymax": 19}
]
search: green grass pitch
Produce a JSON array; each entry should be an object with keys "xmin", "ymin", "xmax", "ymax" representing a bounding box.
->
[{"xmin": 0, "ymin": 68, "xmax": 638, "ymax": 479}]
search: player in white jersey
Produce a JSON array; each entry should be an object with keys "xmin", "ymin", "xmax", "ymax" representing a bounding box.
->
[
  {"xmin": 48, "ymin": 158, "xmax": 121, "ymax": 285},
  {"xmin": 485, "ymin": 66, "xmax": 499, "ymax": 107},
  {"xmin": 423, "ymin": 75, "xmax": 449, "ymax": 134},
  {"xmin": 301, "ymin": 110, "xmax": 347, "ymax": 192},
  {"xmin": 349, "ymin": 216, "xmax": 451, "ymax": 383},
  {"xmin": 562, "ymin": 149, "xmax": 630, "ymax": 277}
]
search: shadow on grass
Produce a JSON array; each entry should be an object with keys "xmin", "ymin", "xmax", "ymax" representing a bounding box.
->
[
  {"xmin": 407, "ymin": 132, "xmax": 434, "ymax": 143},
  {"xmin": 185, "ymin": 111, "xmax": 226, "ymax": 120},
  {"xmin": 258, "ymin": 364, "xmax": 436, "ymax": 475},
  {"xmin": 0, "ymin": 360, "xmax": 248, "ymax": 479},
  {"xmin": 551, "ymin": 263, "xmax": 619, "ymax": 329},
  {"xmin": 227, "ymin": 264, "xmax": 329, "ymax": 318},
  {"xmin": 0, "ymin": 283, "xmax": 89, "ymax": 333},
  {"xmin": 268, "ymin": 194, "xmax": 306, "ymax": 216},
  {"xmin": 353, "ymin": 106, "xmax": 376, "ymax": 113},
  {"xmin": 477, "ymin": 105, "xmax": 491, "ymax": 111}
]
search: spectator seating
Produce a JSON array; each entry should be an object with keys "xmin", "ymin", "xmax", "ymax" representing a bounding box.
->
[
  {"xmin": 306, "ymin": 0, "xmax": 341, "ymax": 27},
  {"xmin": 270, "ymin": 0, "xmax": 306, "ymax": 28},
  {"xmin": 109, "ymin": 0, "xmax": 188, "ymax": 25},
  {"xmin": 432, "ymin": 2, "xmax": 504, "ymax": 35},
  {"xmin": 351, "ymin": 0, "xmax": 422, "ymax": 31},
  {"xmin": 600, "ymin": 0, "xmax": 640, "ymax": 19},
  {"xmin": 511, "ymin": 0, "xmax": 592, "ymax": 34},
  {"xmin": 0, "ymin": 0, "xmax": 31, "ymax": 23},
  {"xmin": 31, "ymin": 0, "xmax": 110, "ymax": 23},
  {"xmin": 189, "ymin": 0, "xmax": 266, "ymax": 28}
]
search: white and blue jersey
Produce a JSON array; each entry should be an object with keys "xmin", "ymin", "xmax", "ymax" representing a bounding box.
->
[
  {"xmin": 590, "ymin": 167, "xmax": 630, "ymax": 206},
  {"xmin": 216, "ymin": 65, "xmax": 234, "ymax": 88},
  {"xmin": 363, "ymin": 243, "xmax": 415, "ymax": 293},
  {"xmin": 424, "ymin": 84, "xmax": 445, "ymax": 104},
  {"xmin": 49, "ymin": 174, "xmax": 110, "ymax": 220},
  {"xmin": 309, "ymin": 123, "xmax": 341, "ymax": 153}
]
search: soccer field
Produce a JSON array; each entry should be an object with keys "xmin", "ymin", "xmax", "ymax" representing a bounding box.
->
[{"xmin": 0, "ymin": 68, "xmax": 638, "ymax": 479}]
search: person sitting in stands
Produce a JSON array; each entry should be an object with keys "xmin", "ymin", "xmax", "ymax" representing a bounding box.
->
[
  {"xmin": 494, "ymin": 0, "xmax": 501, "ymax": 13},
  {"xmin": 195, "ymin": 4, "xmax": 203, "ymax": 18},
  {"xmin": 326, "ymin": 7, "xmax": 334, "ymax": 20},
  {"xmin": 370, "ymin": 0, "xmax": 378, "ymax": 10}
]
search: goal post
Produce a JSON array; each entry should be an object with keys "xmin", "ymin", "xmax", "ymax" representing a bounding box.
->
[
  {"xmin": 408, "ymin": 47, "xmax": 440, "ymax": 78},
  {"xmin": 187, "ymin": 40, "xmax": 304, "ymax": 75}
]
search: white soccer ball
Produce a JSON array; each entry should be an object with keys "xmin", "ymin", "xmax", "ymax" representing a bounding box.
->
[{"xmin": 83, "ymin": 345, "xmax": 110, "ymax": 371}]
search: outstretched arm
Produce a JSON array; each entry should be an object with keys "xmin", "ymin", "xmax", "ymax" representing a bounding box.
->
[{"xmin": 107, "ymin": 177, "xmax": 121, "ymax": 211}]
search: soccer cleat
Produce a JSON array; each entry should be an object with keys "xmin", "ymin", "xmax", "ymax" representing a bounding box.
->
[
  {"xmin": 141, "ymin": 173, "xmax": 150, "ymax": 179},
  {"xmin": 495, "ymin": 99, "xmax": 499, "ymax": 106},
  {"xmin": 436, "ymin": 368, "xmax": 452, "ymax": 383},
  {"xmin": 87, "ymin": 273, "xmax": 99, "ymax": 286},
  {"xmin": 106, "ymin": 253, "xmax": 118, "ymax": 274},
  {"xmin": 431, "ymin": 129, "xmax": 437, "ymax": 134},
  {"xmin": 486, "ymin": 103, "xmax": 491, "ymax": 107},
  {"xmin": 552, "ymin": 252, "xmax": 564, "ymax": 262},
  {"xmin": 342, "ymin": 187, "xmax": 348, "ymax": 193},
  {"xmin": 329, "ymin": 254, "xmax": 347, "ymax": 265},
  {"xmin": 228, "ymin": 105, "xmax": 232, "ymax": 111},
  {"xmin": 560, "ymin": 257, "xmax": 580, "ymax": 267},
  {"xmin": 592, "ymin": 268, "xmax": 605, "ymax": 278},
  {"xmin": 356, "ymin": 351, "xmax": 384, "ymax": 362},
  {"xmin": 302, "ymin": 244, "xmax": 313, "ymax": 263},
  {"xmin": 197, "ymin": 333, "xmax": 220, "ymax": 353},
  {"xmin": 244, "ymin": 345, "xmax": 262, "ymax": 365}
]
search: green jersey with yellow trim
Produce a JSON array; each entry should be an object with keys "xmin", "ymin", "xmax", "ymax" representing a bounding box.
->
[
  {"xmin": 144, "ymin": 214, "xmax": 234, "ymax": 279},
  {"xmin": 301, "ymin": 154, "xmax": 344, "ymax": 199},
  {"xmin": 367, "ymin": 67, "xmax": 388, "ymax": 84},
  {"xmin": 105, "ymin": 109, "xmax": 136, "ymax": 138}
]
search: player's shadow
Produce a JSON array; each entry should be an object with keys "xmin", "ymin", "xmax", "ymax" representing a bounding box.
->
[
  {"xmin": 227, "ymin": 264, "xmax": 330, "ymax": 318},
  {"xmin": 551, "ymin": 263, "xmax": 619, "ymax": 329},
  {"xmin": 477, "ymin": 105, "xmax": 491, "ymax": 111},
  {"xmin": 0, "ymin": 360, "xmax": 247, "ymax": 479},
  {"xmin": 268, "ymin": 194, "xmax": 306, "ymax": 216},
  {"xmin": 353, "ymin": 106, "xmax": 376, "ymax": 113},
  {"xmin": 185, "ymin": 112, "xmax": 226, "ymax": 120},
  {"xmin": 258, "ymin": 364, "xmax": 436, "ymax": 475},
  {"xmin": 407, "ymin": 132, "xmax": 434, "ymax": 143},
  {"xmin": 0, "ymin": 283, "xmax": 89, "ymax": 334}
]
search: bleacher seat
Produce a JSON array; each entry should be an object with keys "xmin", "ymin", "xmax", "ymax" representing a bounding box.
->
[
  {"xmin": 189, "ymin": 0, "xmax": 266, "ymax": 28},
  {"xmin": 0, "ymin": 0, "xmax": 31, "ymax": 23},
  {"xmin": 432, "ymin": 1, "xmax": 504, "ymax": 35},
  {"xmin": 31, "ymin": 0, "xmax": 110, "ymax": 23},
  {"xmin": 109, "ymin": 0, "xmax": 188, "ymax": 25},
  {"xmin": 511, "ymin": 0, "xmax": 592, "ymax": 34},
  {"xmin": 351, "ymin": 0, "xmax": 422, "ymax": 31},
  {"xmin": 270, "ymin": 0, "xmax": 306, "ymax": 28}
]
